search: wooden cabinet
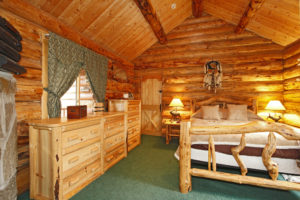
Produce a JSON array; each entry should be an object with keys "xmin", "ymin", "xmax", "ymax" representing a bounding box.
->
[
  {"xmin": 28, "ymin": 113, "xmax": 126, "ymax": 200},
  {"xmin": 108, "ymin": 100, "xmax": 141, "ymax": 151}
]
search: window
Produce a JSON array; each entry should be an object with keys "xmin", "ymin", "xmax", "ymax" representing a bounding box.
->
[{"xmin": 60, "ymin": 70, "xmax": 95, "ymax": 117}]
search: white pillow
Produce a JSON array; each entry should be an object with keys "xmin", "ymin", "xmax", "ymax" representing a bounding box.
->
[
  {"xmin": 202, "ymin": 105, "xmax": 220, "ymax": 120},
  {"xmin": 227, "ymin": 104, "xmax": 248, "ymax": 121}
]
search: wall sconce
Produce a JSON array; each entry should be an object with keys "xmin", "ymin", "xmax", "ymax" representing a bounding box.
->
[
  {"xmin": 265, "ymin": 100, "xmax": 286, "ymax": 122},
  {"xmin": 169, "ymin": 98, "xmax": 184, "ymax": 122}
]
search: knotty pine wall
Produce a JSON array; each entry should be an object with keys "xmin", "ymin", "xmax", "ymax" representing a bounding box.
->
[
  {"xmin": 283, "ymin": 40, "xmax": 300, "ymax": 127},
  {"xmin": 134, "ymin": 14, "xmax": 285, "ymax": 129},
  {"xmin": 1, "ymin": 9, "xmax": 135, "ymax": 194}
]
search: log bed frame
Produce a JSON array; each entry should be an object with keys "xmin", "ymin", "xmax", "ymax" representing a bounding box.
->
[{"xmin": 179, "ymin": 96, "xmax": 300, "ymax": 193}]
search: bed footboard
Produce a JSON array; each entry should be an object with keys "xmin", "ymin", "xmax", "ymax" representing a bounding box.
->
[{"xmin": 179, "ymin": 120, "xmax": 300, "ymax": 193}]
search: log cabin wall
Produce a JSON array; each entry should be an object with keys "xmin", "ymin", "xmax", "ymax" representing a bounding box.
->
[
  {"xmin": 0, "ymin": 9, "xmax": 135, "ymax": 194},
  {"xmin": 0, "ymin": 9, "xmax": 46, "ymax": 194},
  {"xmin": 283, "ymin": 40, "xmax": 300, "ymax": 127},
  {"xmin": 134, "ymin": 14, "xmax": 285, "ymax": 132}
]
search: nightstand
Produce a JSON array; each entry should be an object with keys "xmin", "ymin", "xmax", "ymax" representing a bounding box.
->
[{"xmin": 164, "ymin": 120, "xmax": 180, "ymax": 144}]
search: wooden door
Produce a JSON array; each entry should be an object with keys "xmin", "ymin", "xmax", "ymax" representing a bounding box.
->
[{"xmin": 141, "ymin": 79, "xmax": 162, "ymax": 136}]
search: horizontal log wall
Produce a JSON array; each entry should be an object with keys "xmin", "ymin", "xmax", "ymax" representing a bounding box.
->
[
  {"xmin": 283, "ymin": 39, "xmax": 300, "ymax": 127},
  {"xmin": 0, "ymin": 9, "xmax": 47, "ymax": 194},
  {"xmin": 134, "ymin": 14, "xmax": 285, "ymax": 133},
  {"xmin": 1, "ymin": 9, "xmax": 135, "ymax": 194}
]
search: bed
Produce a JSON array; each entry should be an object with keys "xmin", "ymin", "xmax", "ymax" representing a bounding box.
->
[{"xmin": 177, "ymin": 96, "xmax": 300, "ymax": 193}]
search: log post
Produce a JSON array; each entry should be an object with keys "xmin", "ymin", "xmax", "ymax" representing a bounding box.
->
[
  {"xmin": 262, "ymin": 132, "xmax": 278, "ymax": 180},
  {"xmin": 179, "ymin": 121, "xmax": 191, "ymax": 193},
  {"xmin": 208, "ymin": 135, "xmax": 216, "ymax": 172},
  {"xmin": 231, "ymin": 133, "xmax": 248, "ymax": 176}
]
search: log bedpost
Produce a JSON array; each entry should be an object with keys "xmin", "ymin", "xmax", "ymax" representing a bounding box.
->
[
  {"xmin": 262, "ymin": 132, "xmax": 278, "ymax": 180},
  {"xmin": 179, "ymin": 121, "xmax": 191, "ymax": 193},
  {"xmin": 231, "ymin": 133, "xmax": 248, "ymax": 176}
]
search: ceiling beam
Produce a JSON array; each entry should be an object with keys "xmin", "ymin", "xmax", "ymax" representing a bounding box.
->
[
  {"xmin": 134, "ymin": 0, "xmax": 167, "ymax": 44},
  {"xmin": 0, "ymin": 0, "xmax": 133, "ymax": 66},
  {"xmin": 235, "ymin": 0, "xmax": 265, "ymax": 34},
  {"xmin": 192, "ymin": 0, "xmax": 203, "ymax": 18}
]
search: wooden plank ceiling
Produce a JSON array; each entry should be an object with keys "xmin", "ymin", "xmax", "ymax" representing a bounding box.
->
[
  {"xmin": 202, "ymin": 0, "xmax": 300, "ymax": 46},
  {"xmin": 22, "ymin": 0, "xmax": 300, "ymax": 61},
  {"xmin": 23, "ymin": 0, "xmax": 191, "ymax": 61}
]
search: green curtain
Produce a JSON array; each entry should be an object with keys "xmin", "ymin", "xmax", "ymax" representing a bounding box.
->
[
  {"xmin": 46, "ymin": 33, "xmax": 108, "ymax": 118},
  {"xmin": 85, "ymin": 48, "xmax": 108, "ymax": 102}
]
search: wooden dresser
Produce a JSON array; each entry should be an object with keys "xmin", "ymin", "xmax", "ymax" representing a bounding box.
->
[
  {"xmin": 28, "ymin": 112, "xmax": 126, "ymax": 200},
  {"xmin": 108, "ymin": 100, "xmax": 141, "ymax": 151}
]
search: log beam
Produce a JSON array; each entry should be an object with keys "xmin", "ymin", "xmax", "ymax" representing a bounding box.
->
[
  {"xmin": 235, "ymin": 0, "xmax": 265, "ymax": 34},
  {"xmin": 0, "ymin": 0, "xmax": 132, "ymax": 66},
  {"xmin": 179, "ymin": 121, "xmax": 192, "ymax": 193},
  {"xmin": 134, "ymin": 0, "xmax": 167, "ymax": 44},
  {"xmin": 191, "ymin": 168, "xmax": 300, "ymax": 191},
  {"xmin": 192, "ymin": 0, "xmax": 203, "ymax": 18}
]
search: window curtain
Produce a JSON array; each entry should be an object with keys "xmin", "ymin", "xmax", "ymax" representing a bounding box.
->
[
  {"xmin": 85, "ymin": 48, "xmax": 108, "ymax": 103},
  {"xmin": 45, "ymin": 33, "xmax": 108, "ymax": 118}
]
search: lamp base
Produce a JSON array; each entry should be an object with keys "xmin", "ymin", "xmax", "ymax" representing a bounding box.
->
[
  {"xmin": 170, "ymin": 110, "xmax": 181, "ymax": 122},
  {"xmin": 267, "ymin": 113, "xmax": 281, "ymax": 122}
]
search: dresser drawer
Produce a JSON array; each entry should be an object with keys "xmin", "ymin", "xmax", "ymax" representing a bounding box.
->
[
  {"xmin": 62, "ymin": 124, "xmax": 100, "ymax": 155},
  {"xmin": 62, "ymin": 142, "xmax": 101, "ymax": 174},
  {"xmin": 104, "ymin": 125, "xmax": 124, "ymax": 139},
  {"xmin": 128, "ymin": 100, "xmax": 140, "ymax": 106},
  {"xmin": 63, "ymin": 159, "xmax": 101, "ymax": 197},
  {"xmin": 104, "ymin": 133, "xmax": 125, "ymax": 153},
  {"xmin": 128, "ymin": 135, "xmax": 140, "ymax": 152},
  {"xmin": 128, "ymin": 115, "xmax": 140, "ymax": 124},
  {"xmin": 128, "ymin": 111, "xmax": 140, "ymax": 118},
  {"xmin": 105, "ymin": 115, "xmax": 124, "ymax": 124},
  {"xmin": 128, "ymin": 125, "xmax": 140, "ymax": 139},
  {"xmin": 104, "ymin": 144, "xmax": 125, "ymax": 171},
  {"xmin": 128, "ymin": 105, "xmax": 139, "ymax": 112}
]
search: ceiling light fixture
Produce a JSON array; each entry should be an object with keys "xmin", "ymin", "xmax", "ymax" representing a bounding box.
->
[{"xmin": 171, "ymin": 3, "xmax": 176, "ymax": 9}]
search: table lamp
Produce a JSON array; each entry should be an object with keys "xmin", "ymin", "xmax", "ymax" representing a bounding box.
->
[
  {"xmin": 265, "ymin": 100, "xmax": 286, "ymax": 122},
  {"xmin": 169, "ymin": 98, "xmax": 184, "ymax": 122}
]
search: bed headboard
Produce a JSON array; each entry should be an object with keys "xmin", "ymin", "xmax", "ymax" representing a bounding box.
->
[{"xmin": 190, "ymin": 96, "xmax": 257, "ymax": 114}]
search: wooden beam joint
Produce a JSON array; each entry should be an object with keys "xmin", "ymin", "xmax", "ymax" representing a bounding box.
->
[
  {"xmin": 134, "ymin": 0, "xmax": 167, "ymax": 44},
  {"xmin": 192, "ymin": 0, "xmax": 203, "ymax": 18},
  {"xmin": 235, "ymin": 0, "xmax": 265, "ymax": 34}
]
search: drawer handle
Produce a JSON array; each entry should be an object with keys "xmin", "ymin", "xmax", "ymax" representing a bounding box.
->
[
  {"xmin": 68, "ymin": 135, "xmax": 79, "ymax": 142},
  {"xmin": 129, "ymin": 120, "xmax": 132, "ymax": 123},
  {"xmin": 68, "ymin": 156, "xmax": 79, "ymax": 164},
  {"xmin": 69, "ymin": 177, "xmax": 80, "ymax": 186},
  {"xmin": 90, "ymin": 147, "xmax": 99, "ymax": 153},
  {"xmin": 106, "ymin": 155, "xmax": 114, "ymax": 162},
  {"xmin": 91, "ymin": 167, "xmax": 98, "ymax": 172}
]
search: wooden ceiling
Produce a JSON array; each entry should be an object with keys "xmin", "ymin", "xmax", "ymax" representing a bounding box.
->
[
  {"xmin": 23, "ymin": 0, "xmax": 191, "ymax": 61},
  {"xmin": 4, "ymin": 0, "xmax": 300, "ymax": 62},
  {"xmin": 201, "ymin": 0, "xmax": 300, "ymax": 46}
]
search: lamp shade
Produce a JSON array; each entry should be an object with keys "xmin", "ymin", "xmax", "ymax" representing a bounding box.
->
[
  {"xmin": 265, "ymin": 100, "xmax": 286, "ymax": 111},
  {"xmin": 169, "ymin": 98, "xmax": 184, "ymax": 107}
]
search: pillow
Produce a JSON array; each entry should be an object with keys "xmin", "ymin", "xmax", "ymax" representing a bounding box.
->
[
  {"xmin": 227, "ymin": 104, "xmax": 248, "ymax": 121},
  {"xmin": 202, "ymin": 105, "xmax": 220, "ymax": 120}
]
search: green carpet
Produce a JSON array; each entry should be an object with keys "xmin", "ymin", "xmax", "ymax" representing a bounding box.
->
[{"xmin": 18, "ymin": 135, "xmax": 300, "ymax": 200}]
